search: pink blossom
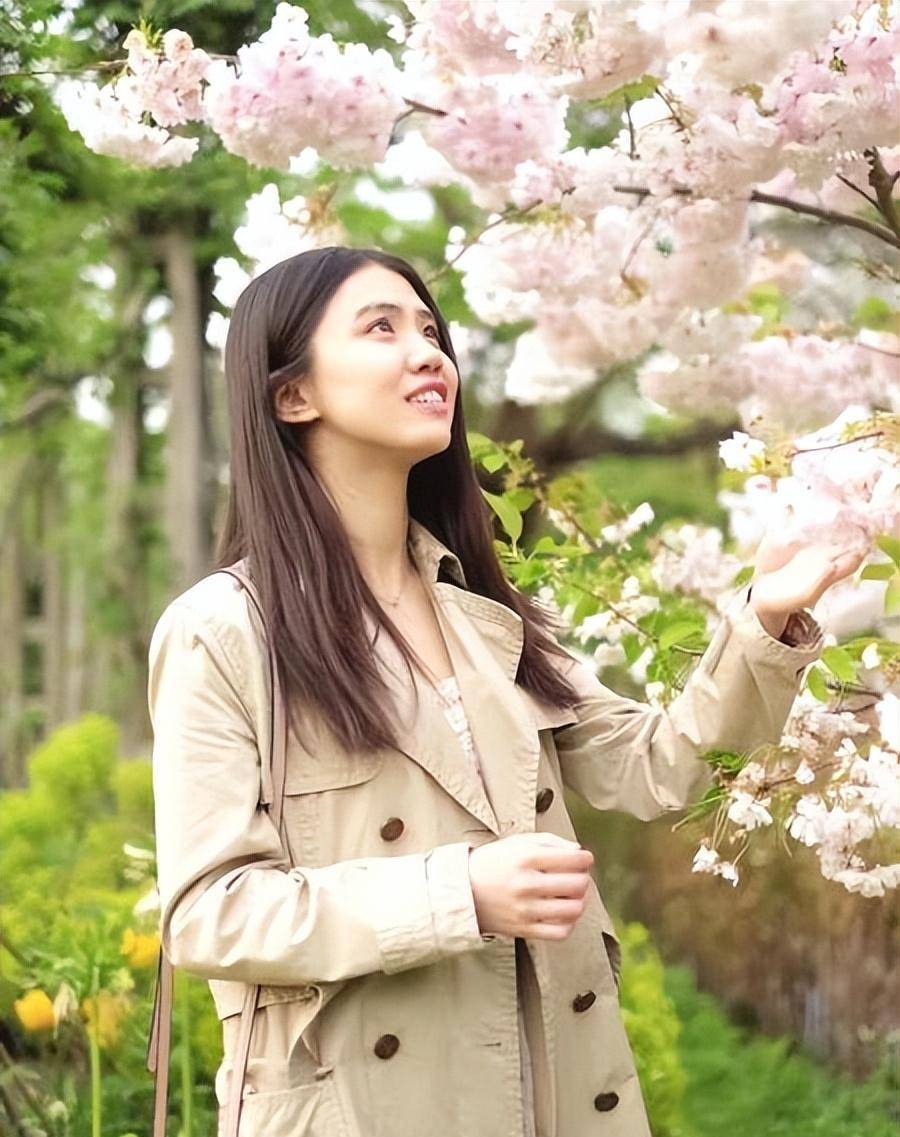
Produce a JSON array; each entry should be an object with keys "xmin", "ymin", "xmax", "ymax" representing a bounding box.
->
[
  {"xmin": 422, "ymin": 72, "xmax": 570, "ymax": 208},
  {"xmin": 203, "ymin": 4, "xmax": 407, "ymax": 170}
]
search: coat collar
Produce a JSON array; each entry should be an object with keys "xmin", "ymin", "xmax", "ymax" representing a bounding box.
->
[
  {"xmin": 372, "ymin": 516, "xmax": 573, "ymax": 837},
  {"xmin": 406, "ymin": 516, "xmax": 467, "ymax": 588}
]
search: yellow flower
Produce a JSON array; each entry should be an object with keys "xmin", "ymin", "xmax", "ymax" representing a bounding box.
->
[
  {"xmin": 120, "ymin": 927, "xmax": 159, "ymax": 969},
  {"xmin": 14, "ymin": 988, "xmax": 56, "ymax": 1032},
  {"xmin": 81, "ymin": 990, "xmax": 131, "ymax": 1049}
]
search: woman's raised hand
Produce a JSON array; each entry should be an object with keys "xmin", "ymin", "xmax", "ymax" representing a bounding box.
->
[{"xmin": 468, "ymin": 832, "xmax": 594, "ymax": 941}]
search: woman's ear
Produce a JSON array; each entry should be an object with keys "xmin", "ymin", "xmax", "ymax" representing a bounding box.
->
[{"xmin": 274, "ymin": 376, "xmax": 320, "ymax": 425}]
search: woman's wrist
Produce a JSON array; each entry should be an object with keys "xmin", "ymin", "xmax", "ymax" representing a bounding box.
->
[{"xmin": 748, "ymin": 583, "xmax": 791, "ymax": 642}]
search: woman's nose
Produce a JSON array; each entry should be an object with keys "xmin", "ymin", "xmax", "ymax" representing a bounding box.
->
[{"xmin": 409, "ymin": 343, "xmax": 444, "ymax": 371}]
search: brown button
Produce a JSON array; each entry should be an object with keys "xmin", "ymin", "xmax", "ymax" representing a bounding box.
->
[
  {"xmin": 380, "ymin": 817, "xmax": 404, "ymax": 841},
  {"xmin": 374, "ymin": 1034, "xmax": 400, "ymax": 1059},
  {"xmin": 594, "ymin": 1091, "xmax": 619, "ymax": 1111},
  {"xmin": 572, "ymin": 990, "xmax": 596, "ymax": 1013},
  {"xmin": 535, "ymin": 788, "xmax": 554, "ymax": 813}
]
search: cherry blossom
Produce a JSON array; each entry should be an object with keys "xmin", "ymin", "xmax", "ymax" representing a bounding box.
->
[
  {"xmin": 600, "ymin": 503, "xmax": 655, "ymax": 547},
  {"xmin": 648, "ymin": 523, "xmax": 745, "ymax": 605},
  {"xmin": 203, "ymin": 3, "xmax": 407, "ymax": 171},
  {"xmin": 719, "ymin": 431, "xmax": 767, "ymax": 472},
  {"xmin": 726, "ymin": 790, "xmax": 774, "ymax": 831},
  {"xmin": 420, "ymin": 72, "xmax": 570, "ymax": 210},
  {"xmin": 692, "ymin": 840, "xmax": 740, "ymax": 886},
  {"xmin": 119, "ymin": 28, "xmax": 211, "ymax": 127},
  {"xmin": 57, "ymin": 79, "xmax": 200, "ymax": 168}
]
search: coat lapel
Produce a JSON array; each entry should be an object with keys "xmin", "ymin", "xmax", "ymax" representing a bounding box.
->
[{"xmin": 369, "ymin": 518, "xmax": 548, "ymax": 838}]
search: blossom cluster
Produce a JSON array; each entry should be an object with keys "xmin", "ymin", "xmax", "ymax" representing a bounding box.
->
[
  {"xmin": 693, "ymin": 694, "xmax": 900, "ymax": 897},
  {"xmin": 204, "ymin": 5, "xmax": 407, "ymax": 170},
  {"xmin": 57, "ymin": 28, "xmax": 211, "ymax": 167}
]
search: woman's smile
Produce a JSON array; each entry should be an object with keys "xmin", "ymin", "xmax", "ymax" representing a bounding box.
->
[{"xmin": 404, "ymin": 377, "xmax": 451, "ymax": 416}]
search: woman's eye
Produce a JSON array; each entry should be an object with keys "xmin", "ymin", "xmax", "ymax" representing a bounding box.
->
[{"xmin": 369, "ymin": 318, "xmax": 440, "ymax": 342}]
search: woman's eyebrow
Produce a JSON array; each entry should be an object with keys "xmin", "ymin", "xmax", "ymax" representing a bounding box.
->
[{"xmin": 353, "ymin": 301, "xmax": 435, "ymax": 323}]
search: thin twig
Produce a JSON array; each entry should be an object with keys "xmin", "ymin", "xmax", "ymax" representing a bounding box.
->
[
  {"xmin": 611, "ymin": 184, "xmax": 900, "ymax": 249},
  {"xmin": 623, "ymin": 92, "xmax": 637, "ymax": 160},
  {"xmin": 835, "ymin": 173, "xmax": 880, "ymax": 211},
  {"xmin": 854, "ymin": 342, "xmax": 900, "ymax": 358},
  {"xmin": 865, "ymin": 146, "xmax": 900, "ymax": 241},
  {"xmin": 426, "ymin": 197, "xmax": 544, "ymax": 286},
  {"xmin": 789, "ymin": 429, "xmax": 886, "ymax": 456}
]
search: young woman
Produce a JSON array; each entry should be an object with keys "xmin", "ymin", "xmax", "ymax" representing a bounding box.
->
[{"xmin": 148, "ymin": 245, "xmax": 861, "ymax": 1137}]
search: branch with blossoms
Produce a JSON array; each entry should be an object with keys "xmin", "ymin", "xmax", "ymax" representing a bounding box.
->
[{"xmin": 468, "ymin": 425, "xmax": 900, "ymax": 898}]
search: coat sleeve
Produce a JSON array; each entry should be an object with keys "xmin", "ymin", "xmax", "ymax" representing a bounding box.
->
[
  {"xmin": 549, "ymin": 583, "xmax": 825, "ymax": 822},
  {"xmin": 148, "ymin": 600, "xmax": 491, "ymax": 986}
]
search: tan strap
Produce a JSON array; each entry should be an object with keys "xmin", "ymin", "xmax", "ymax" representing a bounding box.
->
[{"xmin": 148, "ymin": 566, "xmax": 289, "ymax": 1137}]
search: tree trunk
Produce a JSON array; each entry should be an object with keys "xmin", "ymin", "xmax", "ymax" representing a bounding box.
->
[{"xmin": 160, "ymin": 227, "xmax": 210, "ymax": 593}]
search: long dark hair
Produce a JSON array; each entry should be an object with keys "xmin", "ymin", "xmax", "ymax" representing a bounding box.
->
[{"xmin": 215, "ymin": 245, "xmax": 579, "ymax": 754}]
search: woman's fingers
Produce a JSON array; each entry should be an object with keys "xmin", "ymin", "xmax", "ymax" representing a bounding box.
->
[
  {"xmin": 533, "ymin": 897, "xmax": 586, "ymax": 925},
  {"xmin": 531, "ymin": 871, "xmax": 591, "ymax": 899}
]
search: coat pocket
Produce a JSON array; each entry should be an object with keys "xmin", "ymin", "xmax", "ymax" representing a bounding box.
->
[
  {"xmin": 218, "ymin": 1079, "xmax": 348, "ymax": 1137},
  {"xmin": 281, "ymin": 750, "xmax": 385, "ymax": 866},
  {"xmin": 215, "ymin": 985, "xmax": 349, "ymax": 1136}
]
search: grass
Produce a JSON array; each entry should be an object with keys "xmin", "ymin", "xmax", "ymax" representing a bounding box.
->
[{"xmin": 663, "ymin": 963, "xmax": 899, "ymax": 1137}]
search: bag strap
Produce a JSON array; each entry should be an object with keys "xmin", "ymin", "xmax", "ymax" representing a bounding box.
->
[{"xmin": 147, "ymin": 566, "xmax": 289, "ymax": 1137}]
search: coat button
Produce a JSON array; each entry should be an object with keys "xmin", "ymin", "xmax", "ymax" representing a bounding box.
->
[
  {"xmin": 572, "ymin": 990, "xmax": 596, "ymax": 1012},
  {"xmin": 380, "ymin": 817, "xmax": 404, "ymax": 841},
  {"xmin": 535, "ymin": 788, "xmax": 554, "ymax": 813},
  {"xmin": 374, "ymin": 1034, "xmax": 400, "ymax": 1059},
  {"xmin": 594, "ymin": 1091, "xmax": 619, "ymax": 1111}
]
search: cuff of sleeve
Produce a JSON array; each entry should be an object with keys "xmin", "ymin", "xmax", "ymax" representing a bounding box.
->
[
  {"xmin": 372, "ymin": 852, "xmax": 441, "ymax": 975},
  {"xmin": 374, "ymin": 843, "xmax": 492, "ymax": 975},
  {"xmin": 426, "ymin": 841, "xmax": 495, "ymax": 954},
  {"xmin": 723, "ymin": 582, "xmax": 824, "ymax": 671}
]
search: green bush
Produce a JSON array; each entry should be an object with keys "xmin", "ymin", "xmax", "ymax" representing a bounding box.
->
[
  {"xmin": 0, "ymin": 714, "xmax": 221, "ymax": 1136},
  {"xmin": 617, "ymin": 920, "xmax": 694, "ymax": 1137},
  {"xmin": 665, "ymin": 963, "xmax": 899, "ymax": 1136}
]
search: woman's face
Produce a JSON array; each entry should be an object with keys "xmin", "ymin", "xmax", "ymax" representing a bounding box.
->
[{"xmin": 275, "ymin": 262, "xmax": 459, "ymax": 466}]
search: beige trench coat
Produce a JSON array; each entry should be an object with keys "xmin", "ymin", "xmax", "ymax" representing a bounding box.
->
[{"xmin": 148, "ymin": 518, "xmax": 824, "ymax": 1137}]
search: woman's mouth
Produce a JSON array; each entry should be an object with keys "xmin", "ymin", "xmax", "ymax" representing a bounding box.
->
[{"xmin": 404, "ymin": 389, "xmax": 450, "ymax": 416}]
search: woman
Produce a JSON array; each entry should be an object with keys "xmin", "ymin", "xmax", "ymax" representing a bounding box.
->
[{"xmin": 148, "ymin": 246, "xmax": 862, "ymax": 1137}]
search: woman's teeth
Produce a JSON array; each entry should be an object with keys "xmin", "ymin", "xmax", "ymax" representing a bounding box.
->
[{"xmin": 408, "ymin": 391, "xmax": 443, "ymax": 403}]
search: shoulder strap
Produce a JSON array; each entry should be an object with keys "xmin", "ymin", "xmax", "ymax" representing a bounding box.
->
[{"xmin": 147, "ymin": 566, "xmax": 289, "ymax": 1137}]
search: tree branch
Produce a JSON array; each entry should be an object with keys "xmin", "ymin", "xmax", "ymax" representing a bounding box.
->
[
  {"xmin": 611, "ymin": 184, "xmax": 900, "ymax": 249},
  {"xmin": 865, "ymin": 146, "xmax": 900, "ymax": 241}
]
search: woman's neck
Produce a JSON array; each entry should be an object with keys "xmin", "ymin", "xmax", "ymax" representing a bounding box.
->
[{"xmin": 311, "ymin": 444, "xmax": 415, "ymax": 596}]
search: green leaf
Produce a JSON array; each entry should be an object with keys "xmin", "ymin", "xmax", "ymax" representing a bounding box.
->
[
  {"xmin": 886, "ymin": 579, "xmax": 900, "ymax": 617},
  {"xmin": 851, "ymin": 296, "xmax": 898, "ymax": 331},
  {"xmin": 482, "ymin": 490, "xmax": 522, "ymax": 545},
  {"xmin": 572, "ymin": 591, "xmax": 598, "ymax": 625},
  {"xmin": 860, "ymin": 562, "xmax": 897, "ymax": 581},
  {"xmin": 805, "ymin": 666, "xmax": 830, "ymax": 703},
  {"xmin": 467, "ymin": 431, "xmax": 507, "ymax": 473},
  {"xmin": 821, "ymin": 646, "xmax": 856, "ymax": 684},
  {"xmin": 703, "ymin": 748, "xmax": 745, "ymax": 774},
  {"xmin": 875, "ymin": 533, "xmax": 900, "ymax": 567},
  {"xmin": 506, "ymin": 487, "xmax": 536, "ymax": 511},
  {"xmin": 483, "ymin": 453, "xmax": 506, "ymax": 473},
  {"xmin": 658, "ymin": 620, "xmax": 703, "ymax": 651}
]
